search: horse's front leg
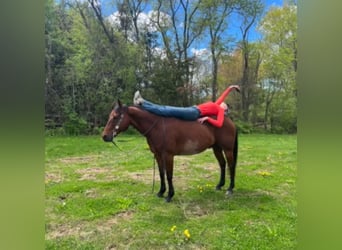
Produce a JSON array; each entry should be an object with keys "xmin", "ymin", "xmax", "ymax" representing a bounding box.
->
[{"xmin": 164, "ymin": 155, "xmax": 175, "ymax": 202}]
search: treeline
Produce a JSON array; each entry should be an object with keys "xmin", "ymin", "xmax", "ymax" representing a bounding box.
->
[{"xmin": 45, "ymin": 0, "xmax": 297, "ymax": 135}]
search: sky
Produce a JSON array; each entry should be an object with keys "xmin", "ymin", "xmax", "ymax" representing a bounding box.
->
[
  {"xmin": 106, "ymin": 0, "xmax": 283, "ymax": 35},
  {"xmin": 74, "ymin": 0, "xmax": 285, "ymax": 54},
  {"xmin": 101, "ymin": 0, "xmax": 284, "ymax": 20}
]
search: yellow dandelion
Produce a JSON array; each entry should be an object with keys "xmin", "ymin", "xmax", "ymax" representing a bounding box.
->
[
  {"xmin": 258, "ymin": 171, "xmax": 271, "ymax": 177},
  {"xmin": 183, "ymin": 229, "xmax": 191, "ymax": 239},
  {"xmin": 170, "ymin": 225, "xmax": 177, "ymax": 232}
]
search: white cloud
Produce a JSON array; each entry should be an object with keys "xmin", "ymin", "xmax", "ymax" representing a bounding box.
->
[
  {"xmin": 106, "ymin": 11, "xmax": 121, "ymax": 28},
  {"xmin": 151, "ymin": 47, "xmax": 167, "ymax": 59},
  {"xmin": 148, "ymin": 10, "xmax": 172, "ymax": 29},
  {"xmin": 191, "ymin": 48, "xmax": 210, "ymax": 57},
  {"xmin": 106, "ymin": 10, "xmax": 171, "ymax": 34}
]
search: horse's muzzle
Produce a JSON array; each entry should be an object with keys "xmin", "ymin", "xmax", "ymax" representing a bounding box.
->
[{"xmin": 102, "ymin": 134, "xmax": 113, "ymax": 142}]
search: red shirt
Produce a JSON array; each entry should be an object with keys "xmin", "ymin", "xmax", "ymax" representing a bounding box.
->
[{"xmin": 196, "ymin": 86, "xmax": 236, "ymax": 127}]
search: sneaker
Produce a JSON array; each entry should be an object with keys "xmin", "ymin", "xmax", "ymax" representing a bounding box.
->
[{"xmin": 133, "ymin": 90, "xmax": 144, "ymax": 105}]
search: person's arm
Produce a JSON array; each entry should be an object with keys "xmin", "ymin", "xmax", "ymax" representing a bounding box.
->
[
  {"xmin": 197, "ymin": 108, "xmax": 225, "ymax": 127},
  {"xmin": 215, "ymin": 85, "xmax": 240, "ymax": 104}
]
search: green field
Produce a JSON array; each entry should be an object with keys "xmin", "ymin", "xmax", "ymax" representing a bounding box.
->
[{"xmin": 45, "ymin": 133, "xmax": 297, "ymax": 249}]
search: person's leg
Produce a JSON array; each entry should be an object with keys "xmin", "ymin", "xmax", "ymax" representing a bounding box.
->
[{"xmin": 142, "ymin": 101, "xmax": 200, "ymax": 120}]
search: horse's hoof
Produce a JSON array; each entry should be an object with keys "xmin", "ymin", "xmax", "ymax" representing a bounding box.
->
[
  {"xmin": 226, "ymin": 190, "xmax": 233, "ymax": 196},
  {"xmin": 165, "ymin": 197, "xmax": 172, "ymax": 202},
  {"xmin": 216, "ymin": 185, "xmax": 222, "ymax": 191},
  {"xmin": 157, "ymin": 193, "xmax": 164, "ymax": 198}
]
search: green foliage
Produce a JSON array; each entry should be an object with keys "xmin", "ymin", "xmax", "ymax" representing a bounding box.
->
[
  {"xmin": 45, "ymin": 134, "xmax": 297, "ymax": 249},
  {"xmin": 270, "ymin": 94, "xmax": 297, "ymax": 134},
  {"xmin": 63, "ymin": 112, "xmax": 88, "ymax": 135},
  {"xmin": 235, "ymin": 120, "xmax": 254, "ymax": 134},
  {"xmin": 45, "ymin": 127, "xmax": 66, "ymax": 137},
  {"xmin": 256, "ymin": 4, "xmax": 297, "ymax": 133}
]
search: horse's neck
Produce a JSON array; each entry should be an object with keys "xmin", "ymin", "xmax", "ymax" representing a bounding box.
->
[{"xmin": 128, "ymin": 106, "xmax": 158, "ymax": 135}]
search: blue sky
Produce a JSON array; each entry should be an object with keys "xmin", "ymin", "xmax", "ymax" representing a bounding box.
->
[
  {"xmin": 103, "ymin": 0, "xmax": 283, "ymax": 36},
  {"xmin": 228, "ymin": 0, "xmax": 284, "ymax": 41},
  {"xmin": 265, "ymin": 0, "xmax": 283, "ymax": 9},
  {"xmin": 101, "ymin": 0, "xmax": 284, "ymax": 19}
]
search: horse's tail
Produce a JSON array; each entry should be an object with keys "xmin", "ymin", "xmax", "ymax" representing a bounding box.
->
[{"xmin": 233, "ymin": 127, "xmax": 238, "ymax": 166}]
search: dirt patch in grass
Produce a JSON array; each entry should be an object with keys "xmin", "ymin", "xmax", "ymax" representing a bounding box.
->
[
  {"xmin": 45, "ymin": 172, "xmax": 63, "ymax": 183},
  {"xmin": 46, "ymin": 211, "xmax": 134, "ymax": 240},
  {"xmin": 59, "ymin": 155, "xmax": 98, "ymax": 164},
  {"xmin": 183, "ymin": 204, "xmax": 210, "ymax": 218},
  {"xmin": 76, "ymin": 167, "xmax": 114, "ymax": 181},
  {"xmin": 97, "ymin": 211, "xmax": 134, "ymax": 232},
  {"xmin": 126, "ymin": 170, "xmax": 154, "ymax": 184},
  {"xmin": 47, "ymin": 223, "xmax": 85, "ymax": 240}
]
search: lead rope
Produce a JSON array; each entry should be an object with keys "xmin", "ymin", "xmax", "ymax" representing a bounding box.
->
[
  {"xmin": 161, "ymin": 118, "xmax": 167, "ymax": 195},
  {"xmin": 152, "ymin": 156, "xmax": 156, "ymax": 193},
  {"xmin": 111, "ymin": 140, "xmax": 123, "ymax": 151},
  {"xmin": 112, "ymin": 138, "xmax": 156, "ymax": 193},
  {"xmin": 109, "ymin": 113, "xmax": 162, "ymax": 194}
]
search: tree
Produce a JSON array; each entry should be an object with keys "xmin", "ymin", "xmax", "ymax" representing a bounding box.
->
[
  {"xmin": 236, "ymin": 0, "xmax": 263, "ymax": 122},
  {"xmin": 198, "ymin": 0, "xmax": 235, "ymax": 101},
  {"xmin": 87, "ymin": 0, "xmax": 116, "ymax": 44},
  {"xmin": 258, "ymin": 3, "xmax": 297, "ymax": 132},
  {"xmin": 45, "ymin": 0, "xmax": 72, "ymax": 127},
  {"xmin": 152, "ymin": 0, "xmax": 204, "ymax": 106}
]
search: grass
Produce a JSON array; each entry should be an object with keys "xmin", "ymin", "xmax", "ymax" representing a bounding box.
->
[{"xmin": 45, "ymin": 133, "xmax": 297, "ymax": 249}]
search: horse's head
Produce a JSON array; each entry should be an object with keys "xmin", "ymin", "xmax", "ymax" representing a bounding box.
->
[{"xmin": 102, "ymin": 100, "xmax": 130, "ymax": 142}]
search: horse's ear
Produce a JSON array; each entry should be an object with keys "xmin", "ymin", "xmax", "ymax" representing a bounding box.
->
[{"xmin": 117, "ymin": 99, "xmax": 122, "ymax": 107}]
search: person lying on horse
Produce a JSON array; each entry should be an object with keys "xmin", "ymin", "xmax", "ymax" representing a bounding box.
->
[{"xmin": 133, "ymin": 85, "xmax": 240, "ymax": 128}]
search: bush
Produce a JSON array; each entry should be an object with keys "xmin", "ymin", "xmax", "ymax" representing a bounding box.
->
[
  {"xmin": 45, "ymin": 127, "xmax": 66, "ymax": 136},
  {"xmin": 63, "ymin": 113, "xmax": 89, "ymax": 135},
  {"xmin": 270, "ymin": 114, "xmax": 297, "ymax": 134},
  {"xmin": 234, "ymin": 120, "xmax": 253, "ymax": 134}
]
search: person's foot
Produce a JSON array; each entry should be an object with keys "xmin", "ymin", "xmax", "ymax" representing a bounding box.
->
[{"xmin": 133, "ymin": 90, "xmax": 144, "ymax": 105}]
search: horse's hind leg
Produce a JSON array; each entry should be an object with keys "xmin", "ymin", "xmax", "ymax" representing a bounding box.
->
[
  {"xmin": 212, "ymin": 146, "xmax": 226, "ymax": 190},
  {"xmin": 225, "ymin": 130, "xmax": 238, "ymax": 195},
  {"xmin": 224, "ymin": 150, "xmax": 236, "ymax": 195}
]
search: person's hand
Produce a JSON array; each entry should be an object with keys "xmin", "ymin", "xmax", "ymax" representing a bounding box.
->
[
  {"xmin": 230, "ymin": 85, "xmax": 240, "ymax": 92},
  {"xmin": 197, "ymin": 117, "xmax": 208, "ymax": 124}
]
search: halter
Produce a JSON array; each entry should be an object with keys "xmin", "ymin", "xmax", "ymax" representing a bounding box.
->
[
  {"xmin": 109, "ymin": 113, "xmax": 124, "ymax": 150},
  {"xmin": 110, "ymin": 108, "xmax": 161, "ymax": 151},
  {"xmin": 112, "ymin": 113, "xmax": 124, "ymax": 138}
]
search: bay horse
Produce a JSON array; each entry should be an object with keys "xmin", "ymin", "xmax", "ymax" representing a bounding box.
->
[{"xmin": 102, "ymin": 100, "xmax": 238, "ymax": 202}]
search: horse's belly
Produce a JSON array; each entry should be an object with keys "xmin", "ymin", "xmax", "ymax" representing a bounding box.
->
[{"xmin": 178, "ymin": 139, "xmax": 210, "ymax": 155}]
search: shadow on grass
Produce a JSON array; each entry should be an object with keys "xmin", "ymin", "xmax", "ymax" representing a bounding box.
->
[{"xmin": 158, "ymin": 186, "xmax": 277, "ymax": 214}]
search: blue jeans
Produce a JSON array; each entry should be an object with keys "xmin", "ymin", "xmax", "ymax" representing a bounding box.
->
[{"xmin": 141, "ymin": 100, "xmax": 201, "ymax": 121}]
